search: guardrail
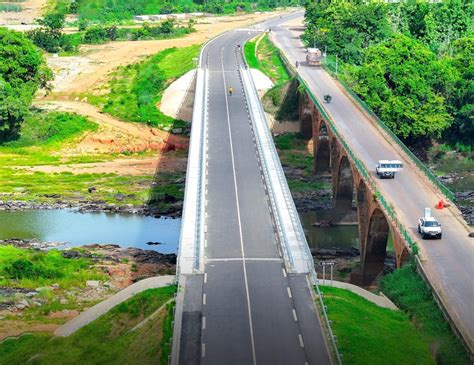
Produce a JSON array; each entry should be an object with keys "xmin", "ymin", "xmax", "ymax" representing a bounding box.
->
[
  {"xmin": 322, "ymin": 57, "xmax": 455, "ymax": 202},
  {"xmin": 240, "ymin": 43, "xmax": 343, "ymax": 365}
]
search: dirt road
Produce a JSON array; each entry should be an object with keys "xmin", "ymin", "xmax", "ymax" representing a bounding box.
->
[
  {"xmin": 45, "ymin": 12, "xmax": 286, "ymax": 95},
  {"xmin": 35, "ymin": 100, "xmax": 188, "ymax": 154}
]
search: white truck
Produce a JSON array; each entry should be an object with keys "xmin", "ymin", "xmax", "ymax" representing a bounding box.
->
[
  {"xmin": 418, "ymin": 208, "xmax": 442, "ymax": 239},
  {"xmin": 306, "ymin": 48, "xmax": 322, "ymax": 66},
  {"xmin": 376, "ymin": 160, "xmax": 403, "ymax": 179}
]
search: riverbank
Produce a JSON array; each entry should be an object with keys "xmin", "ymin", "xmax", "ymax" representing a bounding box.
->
[{"xmin": 0, "ymin": 241, "xmax": 176, "ymax": 340}]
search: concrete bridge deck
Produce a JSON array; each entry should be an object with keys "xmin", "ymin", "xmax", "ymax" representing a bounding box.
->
[
  {"xmin": 172, "ymin": 13, "xmax": 332, "ymax": 365},
  {"xmin": 272, "ymin": 17, "xmax": 474, "ymax": 353}
]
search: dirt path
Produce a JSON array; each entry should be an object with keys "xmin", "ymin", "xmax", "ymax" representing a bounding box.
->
[
  {"xmin": 26, "ymin": 155, "xmax": 187, "ymax": 175},
  {"xmin": 0, "ymin": 0, "xmax": 47, "ymax": 25},
  {"xmin": 45, "ymin": 12, "xmax": 286, "ymax": 95},
  {"xmin": 35, "ymin": 100, "xmax": 188, "ymax": 154}
]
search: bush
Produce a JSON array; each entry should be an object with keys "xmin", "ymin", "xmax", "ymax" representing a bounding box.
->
[{"xmin": 4, "ymin": 259, "xmax": 63, "ymax": 280}]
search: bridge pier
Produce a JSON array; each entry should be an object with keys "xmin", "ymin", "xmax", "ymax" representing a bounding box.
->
[{"xmin": 298, "ymin": 88, "xmax": 411, "ymax": 286}]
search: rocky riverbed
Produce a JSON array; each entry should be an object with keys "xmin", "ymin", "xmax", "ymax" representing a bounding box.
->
[{"xmin": 0, "ymin": 199, "xmax": 183, "ymax": 218}]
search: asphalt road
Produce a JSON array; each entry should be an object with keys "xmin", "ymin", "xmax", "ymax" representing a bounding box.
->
[
  {"xmin": 272, "ymin": 18, "xmax": 474, "ymax": 350},
  {"xmin": 179, "ymin": 13, "xmax": 331, "ymax": 365}
]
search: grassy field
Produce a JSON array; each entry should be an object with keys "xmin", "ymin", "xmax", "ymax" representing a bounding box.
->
[
  {"xmin": 0, "ymin": 110, "xmax": 185, "ymax": 208},
  {"xmin": 381, "ymin": 262, "xmax": 470, "ymax": 365},
  {"xmin": 319, "ymin": 285, "xmax": 435, "ymax": 365},
  {"xmin": 0, "ymin": 286, "xmax": 176, "ymax": 365},
  {"xmin": 0, "ymin": 245, "xmax": 104, "ymax": 290},
  {"xmin": 245, "ymin": 34, "xmax": 290, "ymax": 85},
  {"xmin": 88, "ymin": 45, "xmax": 201, "ymax": 131}
]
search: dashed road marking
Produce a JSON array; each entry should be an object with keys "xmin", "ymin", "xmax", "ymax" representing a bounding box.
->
[
  {"xmin": 203, "ymin": 294, "xmax": 207, "ymax": 305},
  {"xmin": 202, "ymin": 343, "xmax": 206, "ymax": 358},
  {"xmin": 299, "ymin": 334, "xmax": 305, "ymax": 348},
  {"xmin": 204, "ymin": 273, "xmax": 208, "ymax": 283},
  {"xmin": 282, "ymin": 268, "xmax": 287, "ymax": 278},
  {"xmin": 202, "ymin": 316, "xmax": 206, "ymax": 330},
  {"xmin": 292, "ymin": 309, "xmax": 298, "ymax": 322},
  {"xmin": 287, "ymin": 287, "xmax": 292, "ymax": 298}
]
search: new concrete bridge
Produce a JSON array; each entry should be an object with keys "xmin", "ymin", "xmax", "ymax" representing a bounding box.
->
[
  {"xmin": 271, "ymin": 15, "xmax": 474, "ymax": 353},
  {"xmin": 171, "ymin": 13, "xmax": 334, "ymax": 365}
]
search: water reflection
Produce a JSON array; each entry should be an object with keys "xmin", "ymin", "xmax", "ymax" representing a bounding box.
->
[
  {"xmin": 0, "ymin": 210, "xmax": 181, "ymax": 253},
  {"xmin": 299, "ymin": 210, "xmax": 359, "ymax": 249}
]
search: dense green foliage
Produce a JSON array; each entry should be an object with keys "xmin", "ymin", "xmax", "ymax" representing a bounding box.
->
[
  {"xmin": 346, "ymin": 34, "xmax": 456, "ymax": 139},
  {"xmin": 27, "ymin": 12, "xmax": 79, "ymax": 53},
  {"xmin": 0, "ymin": 245, "xmax": 104, "ymax": 289},
  {"xmin": 90, "ymin": 44, "xmax": 200, "ymax": 129},
  {"xmin": 319, "ymin": 285, "xmax": 434, "ymax": 365},
  {"xmin": 1, "ymin": 111, "xmax": 97, "ymax": 148},
  {"xmin": 0, "ymin": 286, "xmax": 176, "ymax": 364},
  {"xmin": 73, "ymin": 0, "xmax": 303, "ymax": 22},
  {"xmin": 304, "ymin": 0, "xmax": 473, "ymax": 142},
  {"xmin": 381, "ymin": 262, "xmax": 470, "ymax": 364},
  {"xmin": 0, "ymin": 29, "xmax": 51, "ymax": 141}
]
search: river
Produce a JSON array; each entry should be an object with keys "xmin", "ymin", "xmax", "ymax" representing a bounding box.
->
[{"xmin": 0, "ymin": 209, "xmax": 181, "ymax": 254}]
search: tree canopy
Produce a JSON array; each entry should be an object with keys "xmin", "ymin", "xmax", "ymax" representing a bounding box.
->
[
  {"xmin": 347, "ymin": 34, "xmax": 456, "ymax": 139},
  {"xmin": 304, "ymin": 0, "xmax": 473, "ymax": 142},
  {"xmin": 0, "ymin": 28, "xmax": 51, "ymax": 141}
]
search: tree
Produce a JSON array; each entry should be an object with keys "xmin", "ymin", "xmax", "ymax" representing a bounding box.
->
[
  {"xmin": 0, "ymin": 28, "xmax": 52, "ymax": 141},
  {"xmin": 303, "ymin": 0, "xmax": 392, "ymax": 64},
  {"xmin": 346, "ymin": 34, "xmax": 455, "ymax": 139},
  {"xmin": 443, "ymin": 37, "xmax": 474, "ymax": 145}
]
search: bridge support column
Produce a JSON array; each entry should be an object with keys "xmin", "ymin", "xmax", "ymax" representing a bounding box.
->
[{"xmin": 299, "ymin": 92, "xmax": 314, "ymax": 139}]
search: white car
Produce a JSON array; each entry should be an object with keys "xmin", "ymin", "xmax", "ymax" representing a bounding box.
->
[
  {"xmin": 418, "ymin": 216, "xmax": 442, "ymax": 239},
  {"xmin": 376, "ymin": 160, "xmax": 403, "ymax": 179}
]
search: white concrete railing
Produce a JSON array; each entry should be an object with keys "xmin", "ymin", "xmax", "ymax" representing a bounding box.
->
[
  {"xmin": 239, "ymin": 64, "xmax": 316, "ymax": 281},
  {"xmin": 176, "ymin": 67, "xmax": 208, "ymax": 275}
]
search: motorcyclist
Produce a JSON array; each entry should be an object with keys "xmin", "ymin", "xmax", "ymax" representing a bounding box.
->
[{"xmin": 228, "ymin": 86, "xmax": 233, "ymax": 96}]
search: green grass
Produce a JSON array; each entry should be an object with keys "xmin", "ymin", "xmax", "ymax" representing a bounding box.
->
[
  {"xmin": 0, "ymin": 245, "xmax": 104, "ymax": 289},
  {"xmin": 0, "ymin": 111, "xmax": 97, "ymax": 149},
  {"xmin": 319, "ymin": 285, "xmax": 435, "ymax": 365},
  {"xmin": 0, "ymin": 286, "xmax": 177, "ymax": 365},
  {"xmin": 381, "ymin": 262, "xmax": 470, "ymax": 364},
  {"xmin": 88, "ymin": 44, "xmax": 200, "ymax": 131},
  {"xmin": 245, "ymin": 35, "xmax": 290, "ymax": 85},
  {"xmin": 0, "ymin": 169, "xmax": 184, "ymax": 207}
]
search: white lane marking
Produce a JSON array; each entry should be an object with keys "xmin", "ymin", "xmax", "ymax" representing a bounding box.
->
[
  {"xmin": 221, "ymin": 47, "xmax": 257, "ymax": 365},
  {"xmin": 202, "ymin": 343, "xmax": 206, "ymax": 358},
  {"xmin": 287, "ymin": 287, "xmax": 292, "ymax": 298},
  {"xmin": 292, "ymin": 309, "xmax": 298, "ymax": 322},
  {"xmin": 203, "ymin": 294, "xmax": 207, "ymax": 305},
  {"xmin": 206, "ymin": 257, "xmax": 281, "ymax": 262},
  {"xmin": 299, "ymin": 334, "xmax": 305, "ymax": 348},
  {"xmin": 204, "ymin": 273, "xmax": 208, "ymax": 283},
  {"xmin": 202, "ymin": 316, "xmax": 206, "ymax": 330},
  {"xmin": 282, "ymin": 268, "xmax": 287, "ymax": 278}
]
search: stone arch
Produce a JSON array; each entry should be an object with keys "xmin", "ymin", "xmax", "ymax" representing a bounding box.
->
[
  {"xmin": 314, "ymin": 122, "xmax": 330, "ymax": 175},
  {"xmin": 334, "ymin": 155, "xmax": 354, "ymax": 212},
  {"xmin": 356, "ymin": 179, "xmax": 369, "ymax": 252},
  {"xmin": 362, "ymin": 208, "xmax": 390, "ymax": 284}
]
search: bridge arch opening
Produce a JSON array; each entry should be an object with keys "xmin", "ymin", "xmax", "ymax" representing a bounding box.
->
[
  {"xmin": 362, "ymin": 208, "xmax": 390, "ymax": 284},
  {"xmin": 315, "ymin": 122, "xmax": 330, "ymax": 175},
  {"xmin": 335, "ymin": 155, "xmax": 354, "ymax": 212}
]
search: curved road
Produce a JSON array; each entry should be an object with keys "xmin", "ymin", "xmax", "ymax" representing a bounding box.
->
[
  {"xmin": 272, "ymin": 17, "xmax": 474, "ymax": 351},
  {"xmin": 178, "ymin": 13, "xmax": 331, "ymax": 365}
]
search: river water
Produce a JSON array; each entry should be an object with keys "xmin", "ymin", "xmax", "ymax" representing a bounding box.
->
[
  {"xmin": 299, "ymin": 211, "xmax": 359, "ymax": 249},
  {"xmin": 0, "ymin": 208, "xmax": 358, "ymax": 254},
  {"xmin": 0, "ymin": 210, "xmax": 181, "ymax": 254}
]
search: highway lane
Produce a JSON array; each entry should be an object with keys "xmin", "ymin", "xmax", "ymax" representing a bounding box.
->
[
  {"xmin": 272, "ymin": 18, "xmax": 474, "ymax": 350},
  {"xmin": 179, "ymin": 13, "xmax": 331, "ymax": 365}
]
